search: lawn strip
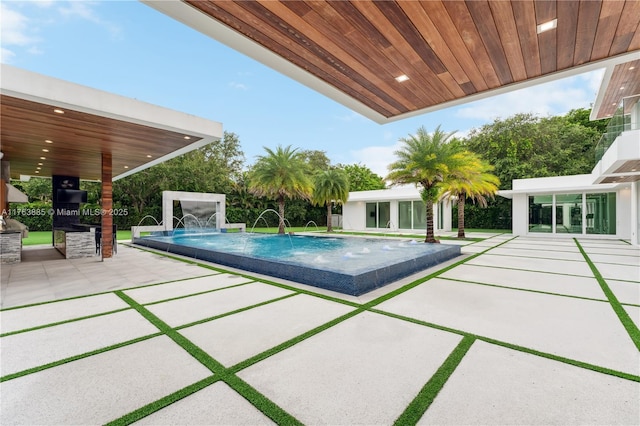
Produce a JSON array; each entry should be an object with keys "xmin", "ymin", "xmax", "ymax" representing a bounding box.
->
[
  {"xmin": 393, "ymin": 336, "xmax": 475, "ymax": 425},
  {"xmin": 0, "ymin": 307, "xmax": 131, "ymax": 337},
  {"xmin": 224, "ymin": 374, "xmax": 304, "ymax": 426},
  {"xmin": 0, "ymin": 273, "xmax": 218, "ymax": 312},
  {"xmin": 175, "ymin": 292, "xmax": 299, "ymax": 330},
  {"xmin": 229, "ymin": 308, "xmax": 364, "ymax": 374},
  {"xmin": 142, "ymin": 281, "xmax": 255, "ymax": 306},
  {"xmin": 115, "ymin": 291, "xmax": 226, "ymax": 374},
  {"xmin": 370, "ymin": 308, "xmax": 640, "ymax": 383},
  {"xmin": 104, "ymin": 375, "xmax": 219, "ymax": 426},
  {"xmin": 0, "ymin": 332, "xmax": 161, "ymax": 382},
  {"xmin": 115, "ymin": 291, "xmax": 303, "ymax": 423},
  {"xmin": 575, "ymin": 239, "xmax": 640, "ymax": 351},
  {"xmin": 438, "ymin": 276, "xmax": 608, "ymax": 303}
]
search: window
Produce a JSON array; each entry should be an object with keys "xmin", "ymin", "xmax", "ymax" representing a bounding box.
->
[
  {"xmin": 555, "ymin": 194, "xmax": 583, "ymax": 234},
  {"xmin": 398, "ymin": 201, "xmax": 412, "ymax": 229},
  {"xmin": 413, "ymin": 201, "xmax": 426, "ymax": 230},
  {"xmin": 528, "ymin": 195, "xmax": 553, "ymax": 233},
  {"xmin": 365, "ymin": 202, "xmax": 391, "ymax": 228},
  {"xmin": 586, "ymin": 193, "xmax": 616, "ymax": 235},
  {"xmin": 528, "ymin": 192, "xmax": 616, "ymax": 235}
]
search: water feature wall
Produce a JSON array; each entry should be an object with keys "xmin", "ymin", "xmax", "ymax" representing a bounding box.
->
[
  {"xmin": 162, "ymin": 191, "xmax": 226, "ymax": 231},
  {"xmin": 179, "ymin": 200, "xmax": 218, "ymax": 229}
]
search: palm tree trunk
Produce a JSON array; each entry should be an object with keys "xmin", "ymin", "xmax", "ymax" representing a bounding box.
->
[
  {"xmin": 425, "ymin": 198, "xmax": 438, "ymax": 243},
  {"xmin": 278, "ymin": 197, "xmax": 286, "ymax": 234},
  {"xmin": 457, "ymin": 196, "xmax": 465, "ymax": 239},
  {"xmin": 326, "ymin": 203, "xmax": 333, "ymax": 233}
]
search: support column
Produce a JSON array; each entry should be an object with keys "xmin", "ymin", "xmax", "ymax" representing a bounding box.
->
[
  {"xmin": 632, "ymin": 181, "xmax": 638, "ymax": 246},
  {"xmin": 101, "ymin": 152, "xmax": 113, "ymax": 259}
]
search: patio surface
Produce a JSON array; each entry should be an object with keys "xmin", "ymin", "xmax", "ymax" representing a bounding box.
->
[{"xmin": 1, "ymin": 234, "xmax": 639, "ymax": 425}]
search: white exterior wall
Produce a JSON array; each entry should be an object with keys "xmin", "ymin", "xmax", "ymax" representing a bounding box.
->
[
  {"xmin": 512, "ymin": 193, "xmax": 529, "ymax": 235},
  {"xmin": 342, "ymin": 187, "xmax": 451, "ymax": 232}
]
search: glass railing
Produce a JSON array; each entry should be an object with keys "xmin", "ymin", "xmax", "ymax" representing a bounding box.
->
[{"xmin": 595, "ymin": 95, "xmax": 638, "ymax": 163}]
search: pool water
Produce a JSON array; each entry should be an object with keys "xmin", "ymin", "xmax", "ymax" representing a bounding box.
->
[{"xmin": 134, "ymin": 231, "xmax": 461, "ymax": 296}]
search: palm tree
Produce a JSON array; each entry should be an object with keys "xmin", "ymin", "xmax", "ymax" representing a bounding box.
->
[
  {"xmin": 248, "ymin": 145, "xmax": 314, "ymax": 234},
  {"xmin": 312, "ymin": 168, "xmax": 350, "ymax": 232},
  {"xmin": 439, "ymin": 151, "xmax": 500, "ymax": 239},
  {"xmin": 386, "ymin": 125, "xmax": 458, "ymax": 243}
]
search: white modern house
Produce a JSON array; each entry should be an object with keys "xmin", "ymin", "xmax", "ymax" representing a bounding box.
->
[
  {"xmin": 500, "ymin": 61, "xmax": 640, "ymax": 245},
  {"xmin": 342, "ymin": 57, "xmax": 639, "ymax": 245},
  {"xmin": 342, "ymin": 186, "xmax": 453, "ymax": 234}
]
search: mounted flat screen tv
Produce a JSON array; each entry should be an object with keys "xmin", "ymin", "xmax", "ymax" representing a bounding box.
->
[{"xmin": 57, "ymin": 189, "xmax": 88, "ymax": 203}]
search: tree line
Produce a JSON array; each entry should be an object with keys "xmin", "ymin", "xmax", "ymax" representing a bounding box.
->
[{"xmin": 10, "ymin": 108, "xmax": 604, "ymax": 233}]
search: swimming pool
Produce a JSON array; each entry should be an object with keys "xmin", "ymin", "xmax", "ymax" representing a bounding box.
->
[{"xmin": 134, "ymin": 231, "xmax": 461, "ymax": 295}]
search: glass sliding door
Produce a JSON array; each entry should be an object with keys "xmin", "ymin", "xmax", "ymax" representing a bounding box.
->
[
  {"xmin": 586, "ymin": 193, "xmax": 616, "ymax": 235},
  {"xmin": 528, "ymin": 195, "xmax": 553, "ymax": 233},
  {"xmin": 379, "ymin": 202, "xmax": 391, "ymax": 228},
  {"xmin": 555, "ymin": 193, "xmax": 583, "ymax": 234},
  {"xmin": 413, "ymin": 201, "xmax": 426, "ymax": 230},
  {"xmin": 398, "ymin": 201, "xmax": 412, "ymax": 229},
  {"xmin": 365, "ymin": 202, "xmax": 391, "ymax": 228}
]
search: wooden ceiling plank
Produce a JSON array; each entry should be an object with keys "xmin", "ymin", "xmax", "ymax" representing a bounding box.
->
[
  {"xmin": 442, "ymin": 1, "xmax": 501, "ymax": 88},
  {"xmin": 556, "ymin": 0, "xmax": 579, "ymax": 70},
  {"xmin": 574, "ymin": 0, "xmax": 602, "ymax": 65},
  {"xmin": 372, "ymin": 1, "xmax": 446, "ymax": 74},
  {"xmin": 488, "ymin": 1, "xmax": 527, "ymax": 81},
  {"xmin": 242, "ymin": 0, "xmax": 408, "ymax": 114},
  {"xmin": 418, "ymin": 0, "xmax": 489, "ymax": 92},
  {"xmin": 397, "ymin": 1, "xmax": 474, "ymax": 90},
  {"xmin": 301, "ymin": 1, "xmax": 431, "ymax": 110},
  {"xmin": 533, "ymin": 0, "xmax": 557, "ymax": 74},
  {"xmin": 201, "ymin": 1, "xmax": 402, "ymax": 116},
  {"xmin": 591, "ymin": 0, "xmax": 625, "ymax": 60},
  {"xmin": 465, "ymin": 0, "xmax": 513, "ymax": 85},
  {"xmin": 512, "ymin": 0, "xmax": 542, "ymax": 77},
  {"xmin": 348, "ymin": 0, "xmax": 454, "ymax": 104},
  {"xmin": 609, "ymin": 0, "xmax": 640, "ymax": 53}
]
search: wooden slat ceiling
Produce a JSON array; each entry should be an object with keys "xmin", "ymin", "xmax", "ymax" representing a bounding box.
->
[
  {"xmin": 594, "ymin": 59, "xmax": 640, "ymax": 119},
  {"xmin": 185, "ymin": 0, "xmax": 640, "ymax": 120},
  {"xmin": 0, "ymin": 95, "xmax": 203, "ymax": 181}
]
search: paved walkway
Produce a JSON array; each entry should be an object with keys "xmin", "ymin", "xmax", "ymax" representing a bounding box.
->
[{"xmin": 1, "ymin": 235, "xmax": 638, "ymax": 425}]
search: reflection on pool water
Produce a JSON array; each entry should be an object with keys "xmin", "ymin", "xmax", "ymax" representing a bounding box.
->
[{"xmin": 134, "ymin": 231, "xmax": 461, "ymax": 296}]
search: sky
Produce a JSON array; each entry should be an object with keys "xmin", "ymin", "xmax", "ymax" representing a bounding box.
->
[{"xmin": 1, "ymin": 0, "xmax": 605, "ymax": 177}]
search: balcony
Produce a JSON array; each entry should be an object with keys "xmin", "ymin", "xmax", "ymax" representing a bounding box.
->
[{"xmin": 592, "ymin": 95, "xmax": 640, "ymax": 184}]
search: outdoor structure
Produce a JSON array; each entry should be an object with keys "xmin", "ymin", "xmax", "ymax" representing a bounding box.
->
[
  {"xmin": 0, "ymin": 64, "xmax": 223, "ymax": 261},
  {"xmin": 500, "ymin": 60, "xmax": 640, "ymax": 245},
  {"xmin": 132, "ymin": 191, "xmax": 245, "ymax": 238},
  {"xmin": 342, "ymin": 186, "xmax": 452, "ymax": 234}
]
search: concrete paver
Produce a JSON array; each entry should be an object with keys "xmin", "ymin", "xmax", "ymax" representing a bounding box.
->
[
  {"xmin": 238, "ymin": 311, "xmax": 463, "ymax": 425},
  {"xmin": 418, "ymin": 341, "xmax": 640, "ymax": 425},
  {"xmin": 181, "ymin": 293, "xmax": 355, "ymax": 366},
  {"xmin": 1, "ymin": 236, "xmax": 638, "ymax": 425}
]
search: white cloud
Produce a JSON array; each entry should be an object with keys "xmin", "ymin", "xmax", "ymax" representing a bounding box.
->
[
  {"xmin": 455, "ymin": 70, "xmax": 603, "ymax": 121},
  {"xmin": 349, "ymin": 142, "xmax": 402, "ymax": 178},
  {"xmin": 55, "ymin": 1, "xmax": 121, "ymax": 39},
  {"xmin": 0, "ymin": 47, "xmax": 16, "ymax": 63},
  {"xmin": 229, "ymin": 81, "xmax": 248, "ymax": 90},
  {"xmin": 1, "ymin": 3, "xmax": 36, "ymax": 46}
]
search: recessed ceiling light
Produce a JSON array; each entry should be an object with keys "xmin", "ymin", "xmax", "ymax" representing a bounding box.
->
[
  {"xmin": 124, "ymin": 166, "xmax": 129, "ymax": 169},
  {"xmin": 395, "ymin": 74, "xmax": 409, "ymax": 83},
  {"xmin": 53, "ymin": 108, "xmax": 64, "ymax": 114},
  {"xmin": 38, "ymin": 163, "xmax": 43, "ymax": 166},
  {"xmin": 36, "ymin": 167, "xmax": 41, "ymax": 170},
  {"xmin": 146, "ymin": 155, "xmax": 152, "ymax": 158},
  {"xmin": 536, "ymin": 18, "xmax": 557, "ymax": 34},
  {"xmin": 45, "ymin": 139, "xmax": 53, "ymax": 144},
  {"xmin": 184, "ymin": 136, "xmax": 191, "ymax": 140},
  {"xmin": 35, "ymin": 170, "xmax": 40, "ymax": 174},
  {"xmin": 42, "ymin": 148, "xmax": 49, "ymax": 152},
  {"xmin": 630, "ymin": 66, "xmax": 636, "ymax": 70},
  {"xmin": 620, "ymin": 86, "xmax": 625, "ymax": 90},
  {"xmin": 40, "ymin": 156, "xmax": 46, "ymax": 160}
]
